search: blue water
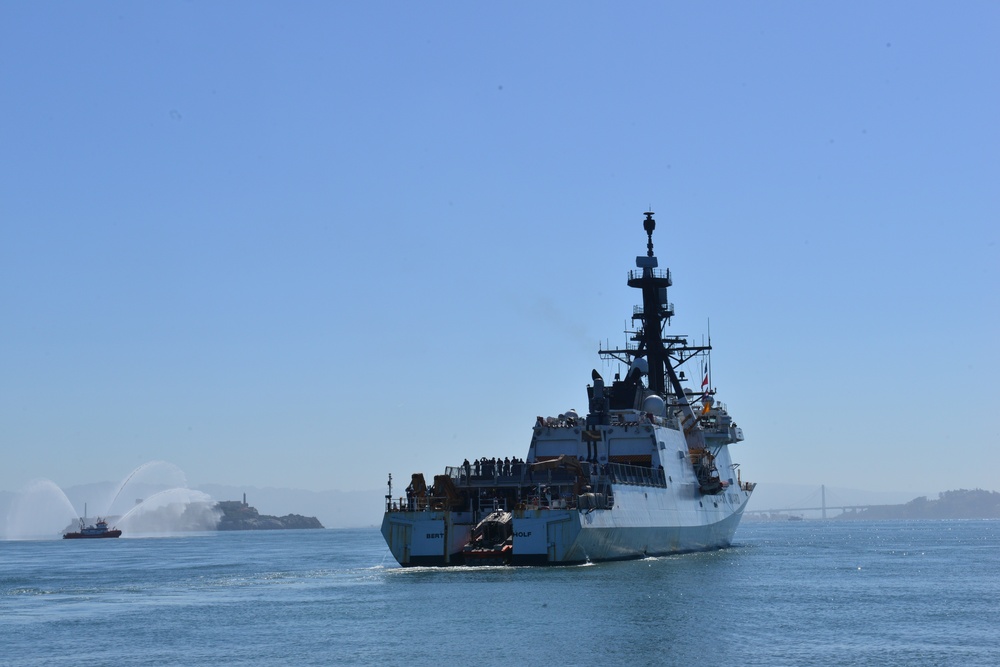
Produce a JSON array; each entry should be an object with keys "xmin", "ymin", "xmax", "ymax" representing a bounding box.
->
[{"xmin": 3, "ymin": 521, "xmax": 998, "ymax": 666}]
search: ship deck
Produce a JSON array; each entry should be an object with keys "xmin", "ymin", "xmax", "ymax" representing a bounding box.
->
[{"xmin": 386, "ymin": 460, "xmax": 670, "ymax": 516}]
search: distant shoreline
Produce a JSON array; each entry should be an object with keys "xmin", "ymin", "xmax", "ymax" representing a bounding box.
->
[{"xmin": 747, "ymin": 489, "xmax": 1000, "ymax": 521}]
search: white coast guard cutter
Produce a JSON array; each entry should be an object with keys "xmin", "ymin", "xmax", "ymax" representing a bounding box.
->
[{"xmin": 381, "ymin": 212, "xmax": 754, "ymax": 566}]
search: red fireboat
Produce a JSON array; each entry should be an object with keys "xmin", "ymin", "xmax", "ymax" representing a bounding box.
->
[{"xmin": 63, "ymin": 517, "xmax": 122, "ymax": 539}]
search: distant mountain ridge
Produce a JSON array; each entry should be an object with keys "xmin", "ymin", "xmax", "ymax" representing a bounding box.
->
[
  {"xmin": 837, "ymin": 489, "xmax": 1000, "ymax": 520},
  {"xmin": 746, "ymin": 482, "xmax": 928, "ymax": 512}
]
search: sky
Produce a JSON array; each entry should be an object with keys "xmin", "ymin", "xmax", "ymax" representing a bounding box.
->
[{"xmin": 2, "ymin": 2, "xmax": 997, "ymax": 501}]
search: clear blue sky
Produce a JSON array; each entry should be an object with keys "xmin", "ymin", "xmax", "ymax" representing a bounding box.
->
[{"xmin": 2, "ymin": 3, "xmax": 997, "ymax": 498}]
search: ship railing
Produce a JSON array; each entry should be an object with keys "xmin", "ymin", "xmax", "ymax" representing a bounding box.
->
[
  {"xmin": 385, "ymin": 494, "xmax": 477, "ymax": 513},
  {"xmin": 384, "ymin": 461, "xmax": 666, "ymax": 514},
  {"xmin": 387, "ymin": 496, "xmax": 427, "ymax": 512},
  {"xmin": 384, "ymin": 487, "xmax": 625, "ymax": 515},
  {"xmin": 633, "ymin": 304, "xmax": 674, "ymax": 318},
  {"xmin": 628, "ymin": 268, "xmax": 671, "ymax": 282},
  {"xmin": 522, "ymin": 491, "xmax": 580, "ymax": 511},
  {"xmin": 602, "ymin": 462, "xmax": 667, "ymax": 488},
  {"xmin": 535, "ymin": 416, "xmax": 580, "ymax": 429},
  {"xmin": 610, "ymin": 411, "xmax": 679, "ymax": 430},
  {"xmin": 446, "ymin": 463, "xmax": 585, "ymax": 486},
  {"xmin": 442, "ymin": 461, "xmax": 667, "ymax": 489}
]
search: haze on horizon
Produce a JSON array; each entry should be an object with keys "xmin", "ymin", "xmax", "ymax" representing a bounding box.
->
[{"xmin": 2, "ymin": 4, "xmax": 997, "ymax": 502}]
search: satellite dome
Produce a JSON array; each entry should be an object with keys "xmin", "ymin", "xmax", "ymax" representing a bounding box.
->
[{"xmin": 642, "ymin": 394, "xmax": 665, "ymax": 415}]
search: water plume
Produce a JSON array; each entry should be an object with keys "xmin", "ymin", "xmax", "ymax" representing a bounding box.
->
[
  {"xmin": 3, "ymin": 461, "xmax": 221, "ymax": 539},
  {"xmin": 104, "ymin": 460, "xmax": 188, "ymax": 518},
  {"xmin": 4, "ymin": 479, "xmax": 79, "ymax": 540},
  {"xmin": 116, "ymin": 487, "xmax": 222, "ymax": 533}
]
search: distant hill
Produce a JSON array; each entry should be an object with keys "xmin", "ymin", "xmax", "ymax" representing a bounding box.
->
[
  {"xmin": 746, "ymin": 483, "xmax": 926, "ymax": 512},
  {"xmin": 216, "ymin": 499, "xmax": 323, "ymax": 530},
  {"xmin": 837, "ymin": 489, "xmax": 1000, "ymax": 520},
  {"xmin": 194, "ymin": 484, "xmax": 385, "ymax": 528}
]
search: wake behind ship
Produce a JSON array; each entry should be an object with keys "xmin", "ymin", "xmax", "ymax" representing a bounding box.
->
[{"xmin": 381, "ymin": 212, "xmax": 754, "ymax": 566}]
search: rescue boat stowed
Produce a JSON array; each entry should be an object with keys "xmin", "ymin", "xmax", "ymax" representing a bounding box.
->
[{"xmin": 381, "ymin": 211, "xmax": 754, "ymax": 566}]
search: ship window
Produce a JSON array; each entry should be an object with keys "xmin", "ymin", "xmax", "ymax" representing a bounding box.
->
[{"xmin": 658, "ymin": 441, "xmax": 665, "ymax": 450}]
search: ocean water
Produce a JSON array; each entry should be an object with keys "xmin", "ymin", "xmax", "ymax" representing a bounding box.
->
[{"xmin": 2, "ymin": 520, "xmax": 998, "ymax": 666}]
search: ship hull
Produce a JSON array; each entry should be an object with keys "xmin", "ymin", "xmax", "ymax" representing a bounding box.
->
[{"xmin": 381, "ymin": 481, "xmax": 750, "ymax": 567}]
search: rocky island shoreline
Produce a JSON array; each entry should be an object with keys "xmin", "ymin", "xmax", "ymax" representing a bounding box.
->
[{"xmin": 216, "ymin": 496, "xmax": 324, "ymax": 530}]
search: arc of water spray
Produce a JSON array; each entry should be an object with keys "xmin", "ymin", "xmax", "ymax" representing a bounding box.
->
[
  {"xmin": 115, "ymin": 487, "xmax": 179, "ymax": 525},
  {"xmin": 114, "ymin": 486, "xmax": 219, "ymax": 533},
  {"xmin": 106, "ymin": 460, "xmax": 186, "ymax": 515},
  {"xmin": 106, "ymin": 462, "xmax": 153, "ymax": 514}
]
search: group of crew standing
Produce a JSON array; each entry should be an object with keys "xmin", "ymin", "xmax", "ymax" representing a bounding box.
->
[{"xmin": 462, "ymin": 456, "xmax": 525, "ymax": 480}]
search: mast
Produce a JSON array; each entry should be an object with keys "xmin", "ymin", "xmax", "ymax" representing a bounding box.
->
[
  {"xmin": 598, "ymin": 212, "xmax": 711, "ymax": 419},
  {"xmin": 626, "ymin": 212, "xmax": 673, "ymax": 395}
]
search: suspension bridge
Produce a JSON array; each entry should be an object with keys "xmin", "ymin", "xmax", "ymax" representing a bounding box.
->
[{"xmin": 744, "ymin": 485, "xmax": 896, "ymax": 519}]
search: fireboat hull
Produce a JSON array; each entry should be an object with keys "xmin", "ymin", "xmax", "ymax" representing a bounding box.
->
[{"xmin": 63, "ymin": 530, "xmax": 122, "ymax": 539}]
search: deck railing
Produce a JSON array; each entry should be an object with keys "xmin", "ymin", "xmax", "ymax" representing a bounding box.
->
[
  {"xmin": 385, "ymin": 460, "xmax": 668, "ymax": 513},
  {"xmin": 605, "ymin": 462, "xmax": 667, "ymax": 488}
]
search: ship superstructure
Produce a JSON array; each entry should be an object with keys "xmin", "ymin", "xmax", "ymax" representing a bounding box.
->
[{"xmin": 381, "ymin": 212, "xmax": 753, "ymax": 566}]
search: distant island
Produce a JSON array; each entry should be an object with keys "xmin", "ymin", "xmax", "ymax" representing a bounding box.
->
[
  {"xmin": 835, "ymin": 489, "xmax": 1000, "ymax": 521},
  {"xmin": 216, "ymin": 495, "xmax": 324, "ymax": 530}
]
